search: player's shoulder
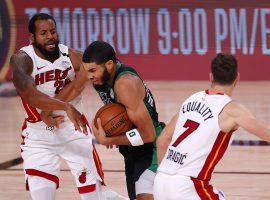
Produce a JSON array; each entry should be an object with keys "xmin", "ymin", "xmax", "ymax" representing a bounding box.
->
[
  {"xmin": 223, "ymin": 100, "xmax": 251, "ymax": 117},
  {"xmin": 10, "ymin": 50, "xmax": 33, "ymax": 68},
  {"xmin": 68, "ymin": 47, "xmax": 83, "ymax": 56},
  {"xmin": 116, "ymin": 73, "xmax": 141, "ymax": 88},
  {"xmin": 67, "ymin": 47, "xmax": 83, "ymax": 71}
]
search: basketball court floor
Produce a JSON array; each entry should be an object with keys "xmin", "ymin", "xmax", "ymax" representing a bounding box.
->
[{"xmin": 0, "ymin": 81, "xmax": 270, "ymax": 200}]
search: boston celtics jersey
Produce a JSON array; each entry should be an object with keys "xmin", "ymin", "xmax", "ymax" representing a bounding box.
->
[{"xmin": 94, "ymin": 61, "xmax": 165, "ymax": 171}]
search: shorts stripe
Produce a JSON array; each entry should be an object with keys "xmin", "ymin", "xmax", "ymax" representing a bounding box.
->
[
  {"xmin": 92, "ymin": 146, "xmax": 105, "ymax": 185},
  {"xmin": 25, "ymin": 169, "xmax": 59, "ymax": 190},
  {"xmin": 77, "ymin": 184, "xmax": 96, "ymax": 194},
  {"xmin": 191, "ymin": 178, "xmax": 219, "ymax": 200}
]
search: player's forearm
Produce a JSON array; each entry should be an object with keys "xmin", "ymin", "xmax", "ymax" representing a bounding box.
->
[
  {"xmin": 156, "ymin": 137, "xmax": 170, "ymax": 165},
  {"xmin": 55, "ymin": 82, "xmax": 84, "ymax": 102},
  {"xmin": 104, "ymin": 134, "xmax": 132, "ymax": 146},
  {"xmin": 20, "ymin": 88, "xmax": 70, "ymax": 111}
]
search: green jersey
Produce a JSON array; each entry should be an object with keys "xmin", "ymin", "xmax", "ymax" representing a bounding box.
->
[{"xmin": 94, "ymin": 62, "xmax": 165, "ymax": 172}]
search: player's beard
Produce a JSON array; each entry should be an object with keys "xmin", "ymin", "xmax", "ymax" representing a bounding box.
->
[
  {"xmin": 33, "ymin": 38, "xmax": 60, "ymax": 60},
  {"xmin": 101, "ymin": 68, "xmax": 110, "ymax": 84}
]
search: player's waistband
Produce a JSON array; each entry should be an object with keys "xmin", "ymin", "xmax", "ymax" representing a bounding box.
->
[
  {"xmin": 157, "ymin": 171, "xmax": 193, "ymax": 180},
  {"xmin": 25, "ymin": 121, "xmax": 55, "ymax": 131}
]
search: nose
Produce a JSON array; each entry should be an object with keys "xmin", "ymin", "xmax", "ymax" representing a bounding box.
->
[
  {"xmin": 46, "ymin": 32, "xmax": 53, "ymax": 39},
  {"xmin": 88, "ymin": 73, "xmax": 94, "ymax": 80}
]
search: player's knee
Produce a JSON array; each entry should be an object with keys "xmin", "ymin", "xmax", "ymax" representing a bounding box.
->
[{"xmin": 28, "ymin": 176, "xmax": 56, "ymax": 200}]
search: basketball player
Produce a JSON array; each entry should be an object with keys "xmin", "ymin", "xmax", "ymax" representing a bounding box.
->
[
  {"xmin": 153, "ymin": 53, "xmax": 270, "ymax": 200},
  {"xmin": 10, "ymin": 13, "xmax": 104, "ymax": 200},
  {"xmin": 51, "ymin": 41, "xmax": 165, "ymax": 200},
  {"xmin": 83, "ymin": 41, "xmax": 165, "ymax": 200}
]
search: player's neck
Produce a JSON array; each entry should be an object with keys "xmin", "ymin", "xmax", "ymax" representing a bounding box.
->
[
  {"xmin": 209, "ymin": 85, "xmax": 233, "ymax": 96},
  {"xmin": 33, "ymin": 46, "xmax": 59, "ymax": 63},
  {"xmin": 108, "ymin": 64, "xmax": 117, "ymax": 86}
]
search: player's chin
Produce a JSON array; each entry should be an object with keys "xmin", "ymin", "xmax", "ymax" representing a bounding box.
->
[
  {"xmin": 45, "ymin": 47, "xmax": 56, "ymax": 52},
  {"xmin": 92, "ymin": 80, "xmax": 103, "ymax": 85}
]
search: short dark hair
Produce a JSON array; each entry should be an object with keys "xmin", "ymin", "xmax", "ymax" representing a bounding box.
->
[
  {"xmin": 28, "ymin": 13, "xmax": 56, "ymax": 34},
  {"xmin": 83, "ymin": 41, "xmax": 116, "ymax": 64},
  {"xmin": 211, "ymin": 53, "xmax": 238, "ymax": 85}
]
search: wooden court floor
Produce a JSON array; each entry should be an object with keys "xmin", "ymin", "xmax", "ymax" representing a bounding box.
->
[{"xmin": 0, "ymin": 81, "xmax": 270, "ymax": 200}]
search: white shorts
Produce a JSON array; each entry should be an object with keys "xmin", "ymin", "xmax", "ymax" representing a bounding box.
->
[
  {"xmin": 21, "ymin": 122, "xmax": 103, "ymax": 193},
  {"xmin": 154, "ymin": 172, "xmax": 226, "ymax": 200},
  {"xmin": 135, "ymin": 169, "xmax": 155, "ymax": 195}
]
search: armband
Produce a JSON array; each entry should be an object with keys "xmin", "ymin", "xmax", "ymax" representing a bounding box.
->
[{"xmin": 126, "ymin": 128, "xmax": 144, "ymax": 146}]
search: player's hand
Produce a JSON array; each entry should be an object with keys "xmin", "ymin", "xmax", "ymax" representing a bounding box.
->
[
  {"xmin": 40, "ymin": 111, "xmax": 64, "ymax": 128},
  {"xmin": 106, "ymin": 145, "xmax": 114, "ymax": 149},
  {"xmin": 65, "ymin": 103, "xmax": 88, "ymax": 134},
  {"xmin": 91, "ymin": 118, "xmax": 108, "ymax": 145}
]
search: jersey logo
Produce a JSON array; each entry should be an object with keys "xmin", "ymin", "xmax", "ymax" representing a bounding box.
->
[
  {"xmin": 35, "ymin": 66, "xmax": 72, "ymax": 94},
  {"xmin": 98, "ymin": 91, "xmax": 113, "ymax": 104},
  {"xmin": 110, "ymin": 88, "xmax": 115, "ymax": 99},
  {"xmin": 37, "ymin": 65, "xmax": 46, "ymax": 70}
]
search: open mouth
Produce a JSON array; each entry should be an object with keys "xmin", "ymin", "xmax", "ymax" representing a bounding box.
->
[{"xmin": 46, "ymin": 42, "xmax": 56, "ymax": 49}]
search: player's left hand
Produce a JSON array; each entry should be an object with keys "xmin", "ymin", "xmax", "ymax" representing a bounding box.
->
[
  {"xmin": 91, "ymin": 118, "xmax": 109, "ymax": 145},
  {"xmin": 40, "ymin": 111, "xmax": 64, "ymax": 128}
]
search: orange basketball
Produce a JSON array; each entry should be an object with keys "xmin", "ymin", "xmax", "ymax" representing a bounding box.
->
[{"xmin": 94, "ymin": 103, "xmax": 133, "ymax": 137}]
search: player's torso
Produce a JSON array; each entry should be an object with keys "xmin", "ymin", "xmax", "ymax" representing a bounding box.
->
[
  {"xmin": 21, "ymin": 44, "xmax": 74, "ymax": 97},
  {"xmin": 94, "ymin": 61, "xmax": 160, "ymax": 127},
  {"xmin": 158, "ymin": 90, "xmax": 234, "ymax": 180},
  {"xmin": 20, "ymin": 44, "xmax": 82, "ymax": 132}
]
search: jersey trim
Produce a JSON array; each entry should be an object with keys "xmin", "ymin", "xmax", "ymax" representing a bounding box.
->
[
  {"xmin": 93, "ymin": 146, "xmax": 105, "ymax": 185},
  {"xmin": 25, "ymin": 169, "xmax": 59, "ymax": 190},
  {"xmin": 77, "ymin": 184, "xmax": 96, "ymax": 194},
  {"xmin": 20, "ymin": 96, "xmax": 41, "ymax": 123},
  {"xmin": 191, "ymin": 178, "xmax": 220, "ymax": 200},
  {"xmin": 197, "ymin": 130, "xmax": 233, "ymax": 181}
]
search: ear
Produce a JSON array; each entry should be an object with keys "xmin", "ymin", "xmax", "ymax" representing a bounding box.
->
[
  {"xmin": 209, "ymin": 73, "xmax": 214, "ymax": 82},
  {"xmin": 237, "ymin": 72, "xmax": 240, "ymax": 81},
  {"xmin": 233, "ymin": 72, "xmax": 240, "ymax": 86},
  {"xmin": 30, "ymin": 34, "xmax": 34, "ymax": 44},
  {"xmin": 105, "ymin": 60, "xmax": 115, "ymax": 71}
]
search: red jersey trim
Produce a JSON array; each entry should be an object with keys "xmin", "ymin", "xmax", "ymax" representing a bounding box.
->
[
  {"xmin": 25, "ymin": 169, "xmax": 59, "ymax": 190},
  {"xmin": 198, "ymin": 131, "xmax": 233, "ymax": 181},
  {"xmin": 20, "ymin": 97, "xmax": 42, "ymax": 123},
  {"xmin": 191, "ymin": 178, "xmax": 220, "ymax": 200},
  {"xmin": 77, "ymin": 184, "xmax": 96, "ymax": 194},
  {"xmin": 205, "ymin": 90, "xmax": 224, "ymax": 95},
  {"xmin": 92, "ymin": 145, "xmax": 105, "ymax": 185}
]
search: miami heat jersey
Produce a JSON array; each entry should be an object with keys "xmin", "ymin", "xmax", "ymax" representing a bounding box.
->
[
  {"xmin": 20, "ymin": 44, "xmax": 82, "ymax": 130},
  {"xmin": 158, "ymin": 90, "xmax": 234, "ymax": 181}
]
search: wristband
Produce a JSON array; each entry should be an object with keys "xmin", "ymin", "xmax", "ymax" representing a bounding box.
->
[{"xmin": 126, "ymin": 128, "xmax": 144, "ymax": 146}]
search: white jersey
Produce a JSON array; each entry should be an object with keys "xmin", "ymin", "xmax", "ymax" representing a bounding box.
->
[
  {"xmin": 158, "ymin": 90, "xmax": 234, "ymax": 181},
  {"xmin": 20, "ymin": 44, "xmax": 83, "ymax": 138}
]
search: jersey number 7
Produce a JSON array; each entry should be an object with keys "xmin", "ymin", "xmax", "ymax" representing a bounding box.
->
[{"xmin": 172, "ymin": 119, "xmax": 200, "ymax": 147}]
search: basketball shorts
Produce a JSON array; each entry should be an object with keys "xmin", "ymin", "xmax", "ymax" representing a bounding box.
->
[
  {"xmin": 154, "ymin": 172, "xmax": 226, "ymax": 200},
  {"xmin": 121, "ymin": 148, "xmax": 154, "ymax": 200},
  {"xmin": 21, "ymin": 124, "xmax": 103, "ymax": 193}
]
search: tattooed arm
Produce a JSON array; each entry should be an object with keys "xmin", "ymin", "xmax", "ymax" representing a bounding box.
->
[
  {"xmin": 10, "ymin": 50, "xmax": 70, "ymax": 111},
  {"xmin": 10, "ymin": 51, "xmax": 87, "ymax": 133}
]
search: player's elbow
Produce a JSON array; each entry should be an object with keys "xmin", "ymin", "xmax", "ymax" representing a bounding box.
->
[{"xmin": 156, "ymin": 136, "xmax": 164, "ymax": 149}]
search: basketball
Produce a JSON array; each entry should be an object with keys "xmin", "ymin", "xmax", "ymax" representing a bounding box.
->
[{"xmin": 94, "ymin": 103, "xmax": 133, "ymax": 137}]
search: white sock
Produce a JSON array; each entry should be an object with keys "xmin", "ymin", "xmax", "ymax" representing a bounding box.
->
[{"xmin": 28, "ymin": 175, "xmax": 56, "ymax": 200}]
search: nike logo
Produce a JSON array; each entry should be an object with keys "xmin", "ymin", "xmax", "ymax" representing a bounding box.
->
[{"xmin": 37, "ymin": 65, "xmax": 46, "ymax": 70}]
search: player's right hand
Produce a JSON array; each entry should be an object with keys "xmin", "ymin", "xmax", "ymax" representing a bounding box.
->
[{"xmin": 65, "ymin": 103, "xmax": 88, "ymax": 134}]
